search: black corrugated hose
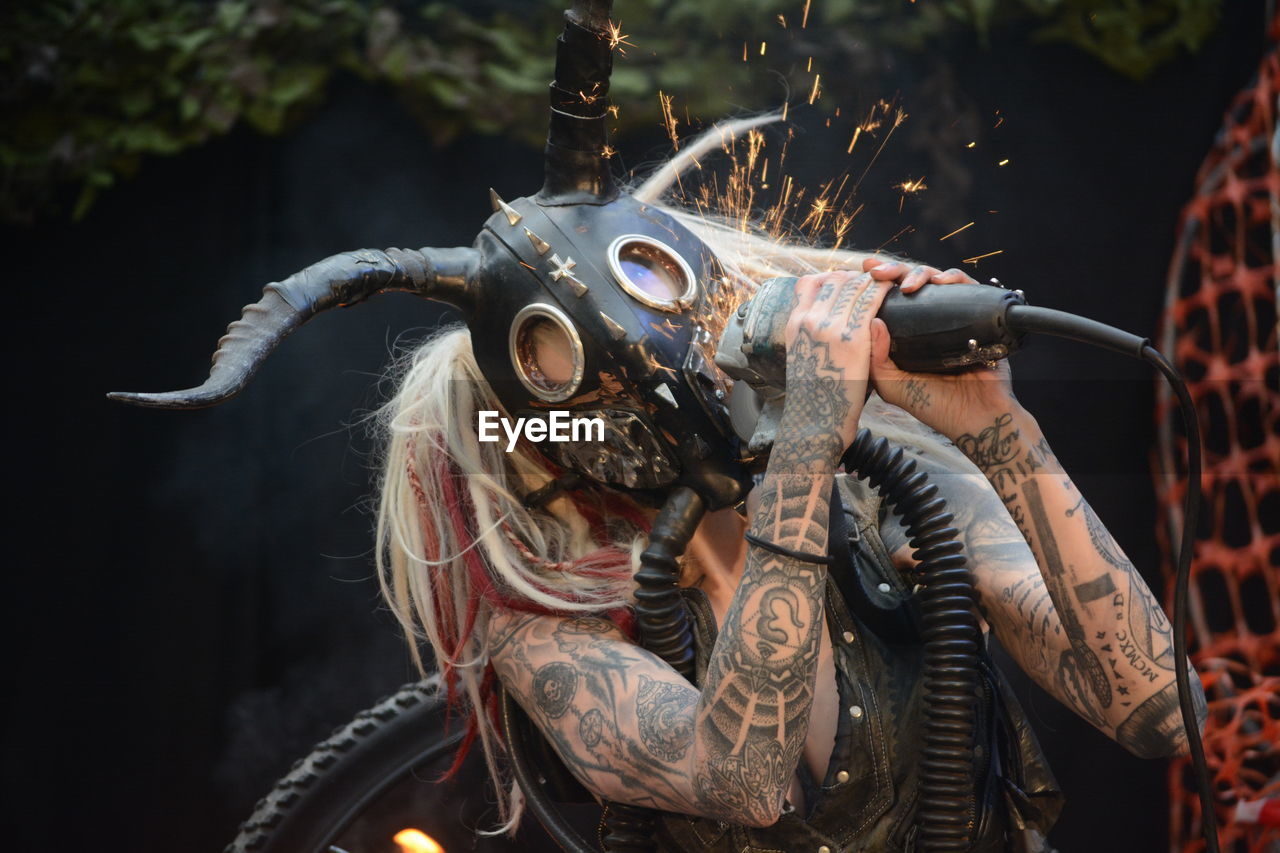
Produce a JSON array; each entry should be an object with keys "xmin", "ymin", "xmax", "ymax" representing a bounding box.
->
[{"xmin": 841, "ymin": 429, "xmax": 984, "ymax": 851}]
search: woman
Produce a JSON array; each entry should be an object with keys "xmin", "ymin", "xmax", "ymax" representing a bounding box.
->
[
  {"xmin": 110, "ymin": 4, "xmax": 1206, "ymax": 844},
  {"xmin": 374, "ymin": 173, "xmax": 1206, "ymax": 849}
]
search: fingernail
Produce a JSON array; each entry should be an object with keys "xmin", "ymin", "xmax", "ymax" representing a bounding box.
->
[{"xmin": 873, "ymin": 262, "xmax": 897, "ymax": 271}]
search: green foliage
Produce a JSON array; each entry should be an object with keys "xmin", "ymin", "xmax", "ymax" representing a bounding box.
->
[
  {"xmin": 0, "ymin": 0, "xmax": 1221, "ymax": 223},
  {"xmin": 3, "ymin": 0, "xmax": 368, "ymax": 220},
  {"xmin": 1020, "ymin": 0, "xmax": 1221, "ymax": 79}
]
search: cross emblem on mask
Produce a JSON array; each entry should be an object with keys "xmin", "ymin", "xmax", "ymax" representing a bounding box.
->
[
  {"xmin": 549, "ymin": 254, "xmax": 576, "ymax": 280},
  {"xmin": 549, "ymin": 254, "xmax": 589, "ymax": 296}
]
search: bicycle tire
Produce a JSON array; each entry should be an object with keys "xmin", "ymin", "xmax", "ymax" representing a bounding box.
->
[
  {"xmin": 225, "ymin": 676, "xmax": 599, "ymax": 853},
  {"xmin": 225, "ymin": 677, "xmax": 464, "ymax": 853}
]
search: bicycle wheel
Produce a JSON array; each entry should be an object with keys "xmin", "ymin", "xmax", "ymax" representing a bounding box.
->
[{"xmin": 225, "ymin": 676, "xmax": 600, "ymax": 853}]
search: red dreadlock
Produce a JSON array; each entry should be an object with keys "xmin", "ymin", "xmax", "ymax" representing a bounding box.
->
[{"xmin": 404, "ymin": 434, "xmax": 647, "ymax": 778}]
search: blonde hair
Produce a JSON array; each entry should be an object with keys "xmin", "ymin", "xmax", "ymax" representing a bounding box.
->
[
  {"xmin": 375, "ymin": 116, "xmax": 896, "ymax": 832},
  {"xmin": 375, "ymin": 326, "xmax": 649, "ymax": 831}
]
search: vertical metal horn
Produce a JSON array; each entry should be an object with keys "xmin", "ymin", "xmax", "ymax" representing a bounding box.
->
[
  {"xmin": 108, "ymin": 246, "xmax": 478, "ymax": 409},
  {"xmin": 538, "ymin": 1, "xmax": 618, "ymax": 205}
]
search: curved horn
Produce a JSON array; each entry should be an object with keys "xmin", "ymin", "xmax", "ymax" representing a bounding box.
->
[
  {"xmin": 538, "ymin": 1, "xmax": 618, "ymax": 205},
  {"xmin": 108, "ymin": 246, "xmax": 478, "ymax": 409}
]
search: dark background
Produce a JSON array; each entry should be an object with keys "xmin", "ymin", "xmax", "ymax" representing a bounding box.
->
[{"xmin": 2, "ymin": 4, "xmax": 1270, "ymax": 851}]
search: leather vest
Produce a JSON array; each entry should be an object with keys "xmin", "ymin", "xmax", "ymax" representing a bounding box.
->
[{"xmin": 652, "ymin": 474, "xmax": 1065, "ymax": 853}]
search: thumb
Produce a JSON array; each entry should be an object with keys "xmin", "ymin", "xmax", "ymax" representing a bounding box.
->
[{"xmin": 871, "ymin": 317, "xmax": 892, "ymax": 369}]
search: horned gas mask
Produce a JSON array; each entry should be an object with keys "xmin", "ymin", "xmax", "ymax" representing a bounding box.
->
[{"xmin": 110, "ymin": 1, "xmax": 748, "ymax": 513}]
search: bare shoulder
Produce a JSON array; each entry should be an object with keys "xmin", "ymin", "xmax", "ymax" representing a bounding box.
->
[{"xmin": 485, "ymin": 609, "xmax": 706, "ymax": 815}]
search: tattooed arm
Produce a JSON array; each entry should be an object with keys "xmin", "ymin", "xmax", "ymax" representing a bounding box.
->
[
  {"xmin": 872, "ymin": 408, "xmax": 1207, "ymax": 758},
  {"xmin": 489, "ymin": 271, "xmax": 892, "ymax": 825},
  {"xmin": 947, "ymin": 409, "xmax": 1206, "ymax": 758},
  {"xmin": 866, "ymin": 307, "xmax": 1206, "ymax": 758}
]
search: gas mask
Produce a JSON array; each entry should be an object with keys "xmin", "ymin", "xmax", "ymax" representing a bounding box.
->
[
  {"xmin": 470, "ymin": 191, "xmax": 745, "ymax": 507},
  {"xmin": 110, "ymin": 1, "xmax": 749, "ymax": 511}
]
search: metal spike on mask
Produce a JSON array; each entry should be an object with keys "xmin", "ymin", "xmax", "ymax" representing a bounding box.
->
[
  {"xmin": 524, "ymin": 228, "xmax": 552, "ymax": 256},
  {"xmin": 489, "ymin": 188, "xmax": 522, "ymax": 226},
  {"xmin": 599, "ymin": 311, "xmax": 627, "ymax": 340}
]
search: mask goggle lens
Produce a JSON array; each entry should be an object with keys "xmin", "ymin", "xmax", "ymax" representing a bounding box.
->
[
  {"xmin": 509, "ymin": 304, "xmax": 585, "ymax": 402},
  {"xmin": 607, "ymin": 235, "xmax": 697, "ymax": 311}
]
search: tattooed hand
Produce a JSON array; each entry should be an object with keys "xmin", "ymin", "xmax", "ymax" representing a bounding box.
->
[
  {"xmin": 859, "ymin": 255, "xmax": 974, "ymax": 293},
  {"xmin": 779, "ymin": 269, "xmax": 893, "ymax": 463},
  {"xmin": 857, "ymin": 256, "xmax": 1018, "ymax": 440}
]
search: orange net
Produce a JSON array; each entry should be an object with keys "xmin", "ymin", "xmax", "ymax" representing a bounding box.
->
[{"xmin": 1154, "ymin": 27, "xmax": 1280, "ymax": 853}]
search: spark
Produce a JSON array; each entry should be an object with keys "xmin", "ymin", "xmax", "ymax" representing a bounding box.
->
[
  {"xmin": 601, "ymin": 145, "xmax": 616, "ymax": 158},
  {"xmin": 997, "ymin": 158, "xmax": 1009, "ymax": 166},
  {"xmin": 642, "ymin": 349, "xmax": 679, "ymax": 378},
  {"xmin": 763, "ymin": 174, "xmax": 796, "ymax": 233},
  {"xmin": 852, "ymin": 107, "xmax": 907, "ymax": 193},
  {"xmin": 807, "ymin": 74, "xmax": 822, "ymax": 105},
  {"xmin": 650, "ymin": 318, "xmax": 681, "ymax": 340},
  {"xmin": 800, "ymin": 195, "xmax": 832, "ymax": 231},
  {"xmin": 806, "ymin": 57, "xmax": 813, "ymax": 72},
  {"xmin": 742, "ymin": 42, "xmax": 748, "ymax": 62},
  {"xmin": 962, "ymin": 250, "xmax": 1004, "ymax": 265},
  {"xmin": 777, "ymin": 13, "xmax": 787, "ymax": 27},
  {"xmin": 802, "ymin": 0, "xmax": 812, "ymax": 27},
  {"xmin": 896, "ymin": 176, "xmax": 927, "ymax": 193},
  {"xmin": 966, "ymin": 141, "xmax": 976, "ymax": 148},
  {"xmin": 745, "ymin": 129, "xmax": 766, "ymax": 175},
  {"xmin": 939, "ymin": 221, "xmax": 974, "ymax": 241},
  {"xmin": 607, "ymin": 104, "xmax": 620, "ymax": 118},
  {"xmin": 662, "ymin": 99, "xmax": 893, "ymax": 303},
  {"xmin": 831, "ymin": 203, "xmax": 864, "ymax": 250},
  {"xmin": 658, "ymin": 91, "xmax": 679, "ymax": 149},
  {"xmin": 606, "ymin": 20, "xmax": 634, "ymax": 53},
  {"xmin": 847, "ymin": 126, "xmax": 862, "ymax": 154},
  {"xmin": 759, "ymin": 41, "xmax": 767, "ymax": 56},
  {"xmin": 876, "ymin": 225, "xmax": 915, "ymax": 251}
]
